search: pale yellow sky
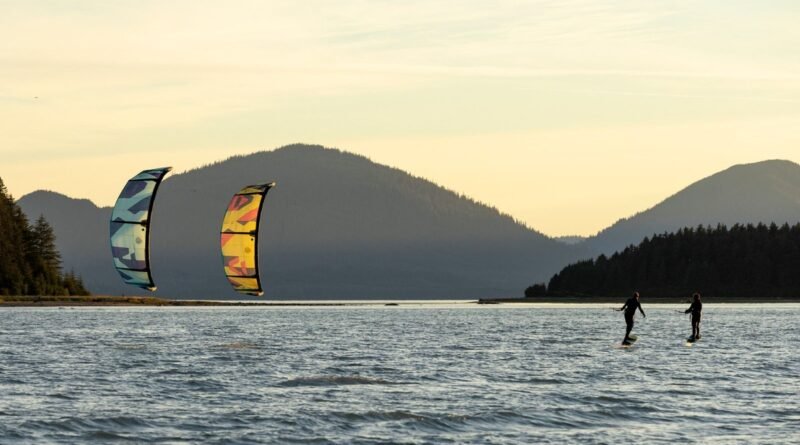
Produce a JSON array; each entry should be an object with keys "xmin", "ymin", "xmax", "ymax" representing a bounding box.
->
[{"xmin": 2, "ymin": 1, "xmax": 799, "ymax": 236}]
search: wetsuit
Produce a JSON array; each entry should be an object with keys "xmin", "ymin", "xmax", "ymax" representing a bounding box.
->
[
  {"xmin": 621, "ymin": 298, "xmax": 645, "ymax": 344},
  {"xmin": 685, "ymin": 301, "xmax": 702, "ymax": 339}
]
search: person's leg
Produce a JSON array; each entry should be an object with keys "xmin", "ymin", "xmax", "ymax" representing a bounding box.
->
[
  {"xmin": 695, "ymin": 315, "xmax": 701, "ymax": 338},
  {"xmin": 624, "ymin": 315, "xmax": 634, "ymax": 343}
]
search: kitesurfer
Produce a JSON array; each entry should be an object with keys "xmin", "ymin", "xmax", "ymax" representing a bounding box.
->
[
  {"xmin": 684, "ymin": 293, "xmax": 702, "ymax": 341},
  {"xmin": 617, "ymin": 291, "xmax": 645, "ymax": 345}
]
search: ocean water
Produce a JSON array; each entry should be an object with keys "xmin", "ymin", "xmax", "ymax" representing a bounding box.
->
[{"xmin": 1, "ymin": 303, "xmax": 798, "ymax": 444}]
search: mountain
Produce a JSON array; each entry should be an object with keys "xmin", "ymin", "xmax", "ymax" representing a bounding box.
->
[
  {"xmin": 555, "ymin": 235, "xmax": 587, "ymax": 245},
  {"xmin": 582, "ymin": 160, "xmax": 800, "ymax": 255},
  {"xmin": 18, "ymin": 144, "xmax": 584, "ymax": 299}
]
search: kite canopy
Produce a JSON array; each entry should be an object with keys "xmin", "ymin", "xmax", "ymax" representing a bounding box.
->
[
  {"xmin": 109, "ymin": 167, "xmax": 172, "ymax": 291},
  {"xmin": 220, "ymin": 183, "xmax": 276, "ymax": 296}
]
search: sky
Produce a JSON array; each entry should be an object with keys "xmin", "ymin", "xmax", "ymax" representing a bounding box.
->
[{"xmin": 2, "ymin": 0, "xmax": 799, "ymax": 237}]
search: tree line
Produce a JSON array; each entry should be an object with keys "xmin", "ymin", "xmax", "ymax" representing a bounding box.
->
[
  {"xmin": 0, "ymin": 177, "xmax": 89, "ymax": 296},
  {"xmin": 528, "ymin": 223, "xmax": 800, "ymax": 299}
]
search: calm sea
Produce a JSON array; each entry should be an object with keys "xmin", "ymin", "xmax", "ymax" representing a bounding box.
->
[{"xmin": 1, "ymin": 303, "xmax": 798, "ymax": 444}]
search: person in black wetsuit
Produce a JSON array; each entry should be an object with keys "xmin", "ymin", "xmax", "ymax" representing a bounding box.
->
[
  {"xmin": 617, "ymin": 291, "xmax": 645, "ymax": 345},
  {"xmin": 685, "ymin": 293, "xmax": 702, "ymax": 340}
]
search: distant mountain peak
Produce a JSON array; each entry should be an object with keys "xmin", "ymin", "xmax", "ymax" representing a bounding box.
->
[
  {"xmin": 728, "ymin": 158, "xmax": 798, "ymax": 169},
  {"xmin": 21, "ymin": 189, "xmax": 76, "ymax": 201},
  {"xmin": 184, "ymin": 143, "xmax": 546, "ymax": 237},
  {"xmin": 18, "ymin": 190, "xmax": 102, "ymax": 211},
  {"xmin": 584, "ymin": 158, "xmax": 800, "ymax": 255}
]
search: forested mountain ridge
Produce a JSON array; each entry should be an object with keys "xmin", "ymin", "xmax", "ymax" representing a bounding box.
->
[
  {"xmin": 546, "ymin": 223, "xmax": 800, "ymax": 299},
  {"xmin": 17, "ymin": 190, "xmax": 115, "ymax": 292},
  {"xmin": 18, "ymin": 150, "xmax": 800, "ymax": 300},
  {"xmin": 18, "ymin": 144, "xmax": 585, "ymax": 299},
  {"xmin": 0, "ymin": 178, "xmax": 89, "ymax": 296},
  {"xmin": 581, "ymin": 160, "xmax": 800, "ymax": 255}
]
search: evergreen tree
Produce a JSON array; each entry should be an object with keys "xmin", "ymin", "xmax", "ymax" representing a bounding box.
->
[
  {"xmin": 0, "ymin": 177, "xmax": 31, "ymax": 295},
  {"xmin": 31, "ymin": 215, "xmax": 61, "ymax": 271},
  {"xmin": 63, "ymin": 269, "xmax": 90, "ymax": 296},
  {"xmin": 29, "ymin": 215, "xmax": 63, "ymax": 294},
  {"xmin": 0, "ymin": 177, "xmax": 90, "ymax": 296},
  {"xmin": 524, "ymin": 283, "xmax": 547, "ymax": 298}
]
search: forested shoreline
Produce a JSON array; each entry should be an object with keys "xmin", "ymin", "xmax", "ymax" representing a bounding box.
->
[
  {"xmin": 533, "ymin": 223, "xmax": 800, "ymax": 299},
  {"xmin": 0, "ymin": 177, "xmax": 89, "ymax": 296}
]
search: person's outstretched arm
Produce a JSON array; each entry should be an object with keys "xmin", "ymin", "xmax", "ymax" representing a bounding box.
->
[
  {"xmin": 639, "ymin": 305, "xmax": 646, "ymax": 317},
  {"xmin": 617, "ymin": 302, "xmax": 628, "ymax": 311}
]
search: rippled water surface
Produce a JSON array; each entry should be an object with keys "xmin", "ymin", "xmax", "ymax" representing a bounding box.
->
[{"xmin": 1, "ymin": 304, "xmax": 799, "ymax": 444}]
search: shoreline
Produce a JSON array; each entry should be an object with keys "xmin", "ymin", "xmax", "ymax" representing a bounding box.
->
[
  {"xmin": 0, "ymin": 296, "xmax": 369, "ymax": 307},
  {"xmin": 478, "ymin": 296, "xmax": 800, "ymax": 304},
  {"xmin": 2, "ymin": 295, "xmax": 800, "ymax": 307}
]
